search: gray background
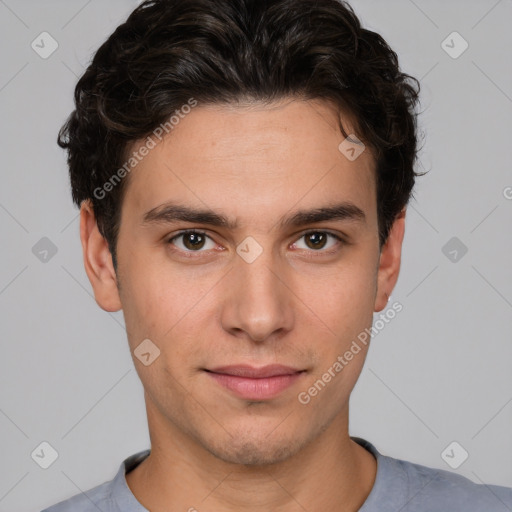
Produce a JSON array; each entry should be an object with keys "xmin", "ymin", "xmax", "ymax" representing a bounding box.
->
[{"xmin": 0, "ymin": 0, "xmax": 511, "ymax": 510}]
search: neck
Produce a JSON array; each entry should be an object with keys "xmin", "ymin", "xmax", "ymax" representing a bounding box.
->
[{"xmin": 126, "ymin": 401, "xmax": 377, "ymax": 512}]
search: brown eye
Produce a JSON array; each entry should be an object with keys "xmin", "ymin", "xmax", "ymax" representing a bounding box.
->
[
  {"xmin": 168, "ymin": 231, "xmax": 215, "ymax": 252},
  {"xmin": 304, "ymin": 232, "xmax": 328, "ymax": 250},
  {"xmin": 292, "ymin": 231, "xmax": 343, "ymax": 252}
]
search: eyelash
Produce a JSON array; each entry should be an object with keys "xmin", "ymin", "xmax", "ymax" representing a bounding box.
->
[{"xmin": 166, "ymin": 229, "xmax": 345, "ymax": 257}]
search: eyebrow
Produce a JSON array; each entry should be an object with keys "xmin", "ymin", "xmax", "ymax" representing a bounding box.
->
[{"xmin": 141, "ymin": 201, "xmax": 366, "ymax": 230}]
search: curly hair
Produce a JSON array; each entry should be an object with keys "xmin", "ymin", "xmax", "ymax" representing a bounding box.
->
[{"xmin": 58, "ymin": 0, "xmax": 423, "ymax": 271}]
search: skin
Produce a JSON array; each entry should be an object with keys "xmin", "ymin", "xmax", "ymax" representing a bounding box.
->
[{"xmin": 80, "ymin": 97, "xmax": 406, "ymax": 511}]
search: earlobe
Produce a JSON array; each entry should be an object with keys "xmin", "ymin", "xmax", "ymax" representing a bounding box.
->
[
  {"xmin": 374, "ymin": 208, "xmax": 406, "ymax": 312},
  {"xmin": 80, "ymin": 200, "xmax": 122, "ymax": 312}
]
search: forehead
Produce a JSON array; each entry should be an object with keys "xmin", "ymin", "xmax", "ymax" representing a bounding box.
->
[{"xmin": 120, "ymin": 98, "xmax": 377, "ymax": 228}]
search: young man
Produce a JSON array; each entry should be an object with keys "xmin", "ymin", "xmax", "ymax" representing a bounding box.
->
[{"xmin": 43, "ymin": 0, "xmax": 512, "ymax": 510}]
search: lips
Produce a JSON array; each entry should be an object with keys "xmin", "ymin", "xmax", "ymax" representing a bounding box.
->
[
  {"xmin": 204, "ymin": 364, "xmax": 306, "ymax": 400},
  {"xmin": 206, "ymin": 364, "xmax": 303, "ymax": 378}
]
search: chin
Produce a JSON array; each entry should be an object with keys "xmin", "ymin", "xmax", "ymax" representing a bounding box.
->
[{"xmin": 204, "ymin": 430, "xmax": 307, "ymax": 466}]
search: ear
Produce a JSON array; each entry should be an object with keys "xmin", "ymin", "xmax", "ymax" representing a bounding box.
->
[
  {"xmin": 374, "ymin": 208, "xmax": 406, "ymax": 312},
  {"xmin": 80, "ymin": 200, "xmax": 122, "ymax": 312}
]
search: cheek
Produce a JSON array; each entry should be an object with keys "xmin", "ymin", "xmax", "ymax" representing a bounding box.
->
[
  {"xmin": 120, "ymin": 257, "xmax": 200, "ymax": 335},
  {"xmin": 294, "ymin": 259, "xmax": 376, "ymax": 335},
  {"xmin": 120, "ymin": 263, "xmax": 219, "ymax": 374},
  {"xmin": 289, "ymin": 261, "xmax": 376, "ymax": 401}
]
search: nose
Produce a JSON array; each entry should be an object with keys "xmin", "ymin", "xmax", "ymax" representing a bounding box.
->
[{"xmin": 220, "ymin": 243, "xmax": 295, "ymax": 343}]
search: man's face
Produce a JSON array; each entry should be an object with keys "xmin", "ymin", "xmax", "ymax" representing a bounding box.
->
[{"xmin": 85, "ymin": 98, "xmax": 401, "ymax": 465}]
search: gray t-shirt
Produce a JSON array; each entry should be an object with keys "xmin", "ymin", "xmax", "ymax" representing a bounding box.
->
[{"xmin": 41, "ymin": 437, "xmax": 512, "ymax": 511}]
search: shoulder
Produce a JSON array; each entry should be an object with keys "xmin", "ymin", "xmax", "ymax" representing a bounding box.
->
[
  {"xmin": 394, "ymin": 456, "xmax": 512, "ymax": 510},
  {"xmin": 40, "ymin": 449, "xmax": 150, "ymax": 512},
  {"xmin": 353, "ymin": 437, "xmax": 512, "ymax": 511},
  {"xmin": 40, "ymin": 479, "xmax": 114, "ymax": 512}
]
